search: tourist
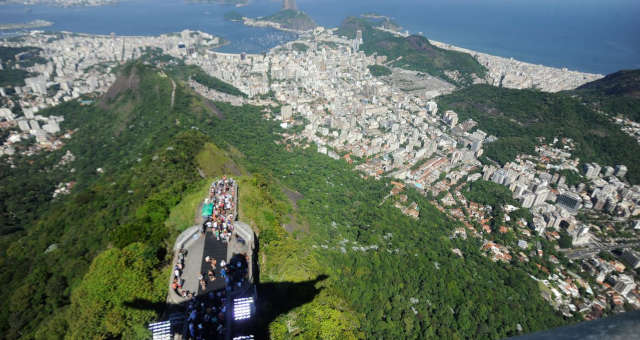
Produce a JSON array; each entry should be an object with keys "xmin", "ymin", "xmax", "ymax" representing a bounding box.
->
[
  {"xmin": 188, "ymin": 322, "xmax": 195, "ymax": 338},
  {"xmin": 188, "ymin": 309, "xmax": 197, "ymax": 322}
]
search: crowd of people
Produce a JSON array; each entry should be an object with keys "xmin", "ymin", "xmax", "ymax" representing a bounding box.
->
[
  {"xmin": 185, "ymin": 288, "xmax": 228, "ymax": 339},
  {"xmin": 199, "ymin": 255, "xmax": 218, "ymax": 292},
  {"xmin": 201, "ymin": 177, "xmax": 236, "ymax": 244},
  {"xmin": 170, "ymin": 177, "xmax": 237, "ymax": 300},
  {"xmin": 185, "ymin": 254, "xmax": 251, "ymax": 339},
  {"xmin": 224, "ymin": 254, "xmax": 250, "ymax": 293},
  {"xmin": 171, "ymin": 248, "xmax": 194, "ymax": 299},
  {"xmin": 186, "ymin": 255, "xmax": 249, "ymax": 339},
  {"xmin": 183, "ymin": 177, "xmax": 243, "ymax": 339}
]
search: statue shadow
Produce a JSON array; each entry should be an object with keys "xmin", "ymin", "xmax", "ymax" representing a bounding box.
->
[
  {"xmin": 254, "ymin": 274, "xmax": 328, "ymax": 338},
  {"xmin": 123, "ymin": 274, "xmax": 329, "ymax": 339}
]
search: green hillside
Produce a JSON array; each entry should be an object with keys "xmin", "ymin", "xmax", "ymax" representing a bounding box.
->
[
  {"xmin": 224, "ymin": 10, "xmax": 244, "ymax": 22},
  {"xmin": 263, "ymin": 9, "xmax": 316, "ymax": 31},
  {"xmin": 338, "ymin": 16, "xmax": 486, "ymax": 86},
  {"xmin": 0, "ymin": 68, "xmax": 31, "ymax": 87},
  {"xmin": 1, "ymin": 61, "xmax": 571, "ymax": 339},
  {"xmin": 0, "ymin": 63, "xmax": 222, "ymax": 338},
  {"xmin": 0, "ymin": 46, "xmax": 46, "ymax": 86},
  {"xmin": 175, "ymin": 64, "xmax": 246, "ymax": 97},
  {"xmin": 572, "ymin": 69, "xmax": 640, "ymax": 121},
  {"xmin": 198, "ymin": 101, "xmax": 569, "ymax": 339},
  {"xmin": 576, "ymin": 70, "xmax": 640, "ymax": 98},
  {"xmin": 437, "ymin": 84, "xmax": 640, "ymax": 184},
  {"xmin": 368, "ymin": 64, "xmax": 392, "ymax": 77}
]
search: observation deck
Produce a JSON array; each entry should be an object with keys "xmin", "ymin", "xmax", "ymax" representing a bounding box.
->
[{"xmin": 150, "ymin": 178, "xmax": 257, "ymax": 340}]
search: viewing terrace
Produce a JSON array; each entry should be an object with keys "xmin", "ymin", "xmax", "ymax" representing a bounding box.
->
[{"xmin": 151, "ymin": 177, "xmax": 257, "ymax": 340}]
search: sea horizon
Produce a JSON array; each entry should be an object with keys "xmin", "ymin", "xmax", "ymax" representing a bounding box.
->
[{"xmin": 0, "ymin": 0, "xmax": 638, "ymax": 74}]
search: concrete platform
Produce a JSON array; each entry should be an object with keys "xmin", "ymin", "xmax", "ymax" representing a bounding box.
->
[{"xmin": 199, "ymin": 231, "xmax": 228, "ymax": 294}]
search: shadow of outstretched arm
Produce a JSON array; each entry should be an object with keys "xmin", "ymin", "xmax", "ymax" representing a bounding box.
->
[
  {"xmin": 123, "ymin": 299, "xmax": 169, "ymax": 315},
  {"xmin": 255, "ymin": 274, "xmax": 329, "ymax": 338}
]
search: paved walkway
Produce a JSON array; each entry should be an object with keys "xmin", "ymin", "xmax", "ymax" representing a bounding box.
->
[
  {"xmin": 170, "ymin": 78, "xmax": 176, "ymax": 108},
  {"xmin": 199, "ymin": 232, "xmax": 228, "ymax": 295},
  {"xmin": 176, "ymin": 230, "xmax": 229, "ymax": 296},
  {"xmin": 161, "ymin": 180, "xmax": 247, "ymax": 339},
  {"xmin": 181, "ymin": 232, "xmax": 205, "ymax": 295}
]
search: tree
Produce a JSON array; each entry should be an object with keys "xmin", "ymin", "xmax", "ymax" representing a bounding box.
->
[
  {"xmin": 67, "ymin": 243, "xmax": 165, "ymax": 339},
  {"xmin": 558, "ymin": 230, "xmax": 573, "ymax": 249}
]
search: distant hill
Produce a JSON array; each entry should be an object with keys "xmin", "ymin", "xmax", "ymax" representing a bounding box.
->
[
  {"xmin": 576, "ymin": 69, "xmax": 640, "ymax": 98},
  {"xmin": 193, "ymin": 0, "xmax": 248, "ymax": 5},
  {"xmin": 367, "ymin": 64, "xmax": 392, "ymax": 77},
  {"xmin": 263, "ymin": 9, "xmax": 316, "ymax": 31},
  {"xmin": 338, "ymin": 16, "xmax": 486, "ymax": 86},
  {"xmin": 0, "ymin": 46, "xmax": 45, "ymax": 86},
  {"xmin": 0, "ymin": 62, "xmax": 228, "ymax": 338},
  {"xmin": 572, "ymin": 69, "xmax": 640, "ymax": 121},
  {"xmin": 185, "ymin": 65, "xmax": 246, "ymax": 97},
  {"xmin": 224, "ymin": 10, "xmax": 244, "ymax": 22},
  {"xmin": 437, "ymin": 84, "xmax": 640, "ymax": 184}
]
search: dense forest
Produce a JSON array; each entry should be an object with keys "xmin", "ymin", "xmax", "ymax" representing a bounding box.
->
[
  {"xmin": 224, "ymin": 11, "xmax": 244, "ymax": 22},
  {"xmin": 572, "ymin": 69, "xmax": 640, "ymax": 121},
  {"xmin": 0, "ymin": 62, "xmax": 570, "ymax": 339},
  {"xmin": 0, "ymin": 64, "xmax": 219, "ymax": 338},
  {"xmin": 337, "ymin": 16, "xmax": 486, "ymax": 86},
  {"xmin": 437, "ymin": 84, "xmax": 640, "ymax": 184},
  {"xmin": 0, "ymin": 46, "xmax": 46, "ymax": 86},
  {"xmin": 367, "ymin": 64, "xmax": 392, "ymax": 77},
  {"xmin": 291, "ymin": 42, "xmax": 309, "ymax": 53},
  {"xmin": 262, "ymin": 9, "xmax": 317, "ymax": 31},
  {"xmin": 0, "ymin": 68, "xmax": 31, "ymax": 87},
  {"xmin": 173, "ymin": 64, "xmax": 246, "ymax": 97},
  {"xmin": 200, "ymin": 101, "xmax": 570, "ymax": 339}
]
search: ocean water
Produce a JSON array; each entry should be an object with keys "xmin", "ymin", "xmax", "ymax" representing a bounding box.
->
[
  {"xmin": 1, "ymin": 0, "xmax": 639, "ymax": 74},
  {"xmin": 298, "ymin": 0, "xmax": 640, "ymax": 75},
  {"xmin": 0, "ymin": 0, "xmax": 297, "ymax": 53}
]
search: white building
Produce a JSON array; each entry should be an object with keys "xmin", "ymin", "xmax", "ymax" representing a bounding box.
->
[{"xmin": 442, "ymin": 110, "xmax": 458, "ymax": 128}]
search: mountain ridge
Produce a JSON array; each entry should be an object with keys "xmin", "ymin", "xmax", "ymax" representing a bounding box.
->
[
  {"xmin": 572, "ymin": 69, "xmax": 640, "ymax": 121},
  {"xmin": 262, "ymin": 9, "xmax": 316, "ymax": 31},
  {"xmin": 338, "ymin": 16, "xmax": 487, "ymax": 86}
]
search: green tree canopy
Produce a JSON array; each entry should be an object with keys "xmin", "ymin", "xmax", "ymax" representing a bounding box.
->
[{"xmin": 68, "ymin": 242, "xmax": 165, "ymax": 339}]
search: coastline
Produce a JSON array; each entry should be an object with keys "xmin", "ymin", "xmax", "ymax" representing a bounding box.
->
[
  {"xmin": 369, "ymin": 26, "xmax": 603, "ymax": 91},
  {"xmin": 0, "ymin": 19, "xmax": 53, "ymax": 31},
  {"xmin": 241, "ymin": 17, "xmax": 310, "ymax": 35},
  {"xmin": 4, "ymin": 21, "xmax": 605, "ymax": 92},
  {"xmin": 1, "ymin": 0, "xmax": 118, "ymax": 7},
  {"xmin": 428, "ymin": 39, "xmax": 603, "ymax": 92}
]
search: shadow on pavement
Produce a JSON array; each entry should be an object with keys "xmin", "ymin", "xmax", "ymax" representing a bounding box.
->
[{"xmin": 123, "ymin": 274, "xmax": 329, "ymax": 339}]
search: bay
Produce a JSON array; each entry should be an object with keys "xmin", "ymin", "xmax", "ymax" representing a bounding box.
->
[
  {"xmin": 1, "ymin": 0, "xmax": 639, "ymax": 74},
  {"xmin": 0, "ymin": 0, "xmax": 298, "ymax": 53}
]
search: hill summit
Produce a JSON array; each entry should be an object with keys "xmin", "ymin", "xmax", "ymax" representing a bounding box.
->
[
  {"xmin": 263, "ymin": 9, "xmax": 316, "ymax": 31},
  {"xmin": 338, "ymin": 16, "xmax": 486, "ymax": 86},
  {"xmin": 576, "ymin": 69, "xmax": 640, "ymax": 98},
  {"xmin": 573, "ymin": 69, "xmax": 640, "ymax": 121}
]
